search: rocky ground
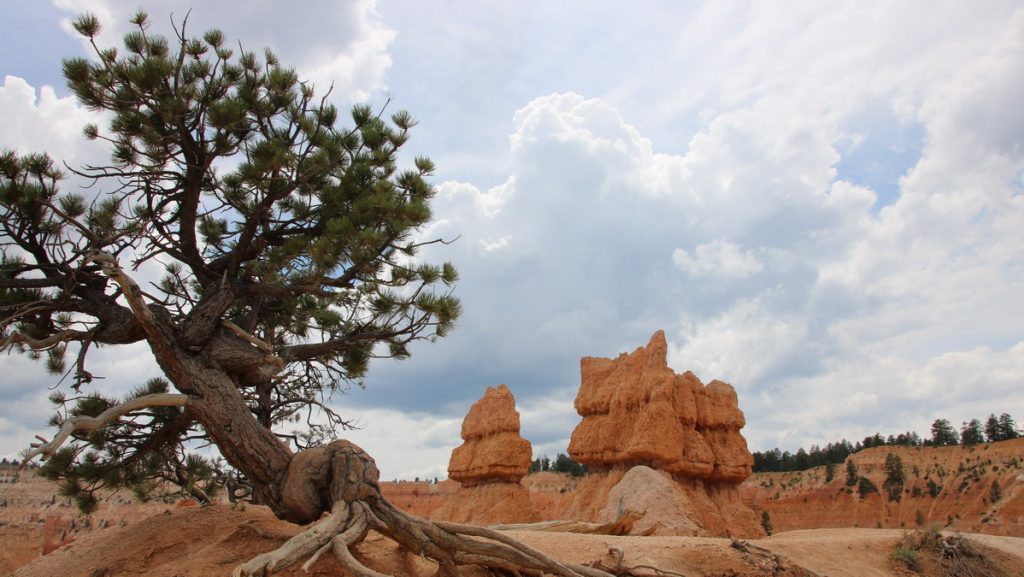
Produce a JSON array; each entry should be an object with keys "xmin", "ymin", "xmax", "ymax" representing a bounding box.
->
[
  {"xmin": 9, "ymin": 503, "xmax": 1024, "ymax": 577},
  {"xmin": 5, "ymin": 462, "xmax": 1024, "ymax": 576},
  {"xmin": 0, "ymin": 465, "xmax": 188, "ymax": 575}
]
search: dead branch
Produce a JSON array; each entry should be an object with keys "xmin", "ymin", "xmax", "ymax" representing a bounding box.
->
[
  {"xmin": 489, "ymin": 510, "xmax": 646, "ymax": 536},
  {"xmin": 221, "ymin": 319, "xmax": 274, "ymax": 354},
  {"xmin": 235, "ymin": 520, "xmax": 296, "ymax": 542},
  {"xmin": 22, "ymin": 392, "xmax": 190, "ymax": 464},
  {"xmin": 83, "ymin": 250, "xmax": 164, "ymax": 342},
  {"xmin": 221, "ymin": 319, "xmax": 285, "ymax": 372},
  {"xmin": 582, "ymin": 545, "xmax": 692, "ymax": 577},
  {"xmin": 0, "ymin": 329, "xmax": 89, "ymax": 351}
]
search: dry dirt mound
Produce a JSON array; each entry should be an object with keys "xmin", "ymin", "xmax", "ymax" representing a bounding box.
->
[
  {"xmin": 13, "ymin": 503, "xmax": 1024, "ymax": 577},
  {"xmin": 1, "ymin": 467, "xmax": 177, "ymax": 575}
]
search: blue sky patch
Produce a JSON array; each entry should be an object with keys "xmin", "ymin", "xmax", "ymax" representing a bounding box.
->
[
  {"xmin": 835, "ymin": 105, "xmax": 926, "ymax": 211},
  {"xmin": 0, "ymin": 2, "xmax": 81, "ymax": 93}
]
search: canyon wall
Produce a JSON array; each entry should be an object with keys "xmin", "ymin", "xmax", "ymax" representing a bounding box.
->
[{"xmin": 741, "ymin": 439, "xmax": 1024, "ymax": 537}]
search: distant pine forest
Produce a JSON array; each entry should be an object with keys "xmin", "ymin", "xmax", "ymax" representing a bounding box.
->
[{"xmin": 753, "ymin": 413, "xmax": 1020, "ymax": 473}]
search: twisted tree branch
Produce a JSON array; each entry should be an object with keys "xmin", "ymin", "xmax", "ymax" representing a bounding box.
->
[
  {"xmin": 0, "ymin": 329, "xmax": 89, "ymax": 351},
  {"xmin": 23, "ymin": 392, "xmax": 190, "ymax": 463}
]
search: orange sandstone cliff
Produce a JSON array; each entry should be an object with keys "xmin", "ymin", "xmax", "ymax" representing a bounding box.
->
[
  {"xmin": 566, "ymin": 331, "xmax": 762, "ymax": 537},
  {"xmin": 741, "ymin": 439, "xmax": 1024, "ymax": 537},
  {"xmin": 433, "ymin": 384, "xmax": 539, "ymax": 524}
]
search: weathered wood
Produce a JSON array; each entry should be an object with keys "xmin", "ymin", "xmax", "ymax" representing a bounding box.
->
[{"xmin": 487, "ymin": 510, "xmax": 647, "ymax": 536}]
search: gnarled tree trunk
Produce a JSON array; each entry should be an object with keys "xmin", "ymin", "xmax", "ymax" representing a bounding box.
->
[{"xmin": 126, "ymin": 289, "xmax": 611, "ymax": 576}]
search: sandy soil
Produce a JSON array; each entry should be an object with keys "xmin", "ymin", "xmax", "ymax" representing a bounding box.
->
[
  {"xmin": 11, "ymin": 504, "xmax": 1024, "ymax": 577},
  {"xmin": 7, "ymin": 446, "xmax": 1024, "ymax": 577}
]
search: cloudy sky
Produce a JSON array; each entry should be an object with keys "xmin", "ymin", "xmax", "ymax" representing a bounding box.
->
[{"xmin": 2, "ymin": 1, "xmax": 1023, "ymax": 481}]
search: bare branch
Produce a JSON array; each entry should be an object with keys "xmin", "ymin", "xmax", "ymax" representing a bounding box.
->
[
  {"xmin": 0, "ymin": 277, "xmax": 66, "ymax": 289},
  {"xmin": 82, "ymin": 250, "xmax": 180, "ymax": 362},
  {"xmin": 22, "ymin": 392, "xmax": 190, "ymax": 463},
  {"xmin": 222, "ymin": 319, "xmax": 274, "ymax": 354},
  {"xmin": 0, "ymin": 329, "xmax": 89, "ymax": 351}
]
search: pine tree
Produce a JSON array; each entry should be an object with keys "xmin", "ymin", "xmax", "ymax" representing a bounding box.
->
[
  {"xmin": 845, "ymin": 459, "xmax": 859, "ymax": 486},
  {"xmin": 930, "ymin": 419, "xmax": 960, "ymax": 446},
  {"xmin": 857, "ymin": 476, "xmax": 878, "ymax": 497},
  {"xmin": 553, "ymin": 453, "xmax": 574, "ymax": 473},
  {"xmin": 990, "ymin": 479, "xmax": 1003, "ymax": 503},
  {"xmin": 960, "ymin": 419, "xmax": 985, "ymax": 446},
  {"xmin": 883, "ymin": 453, "xmax": 905, "ymax": 502},
  {"xmin": 985, "ymin": 414, "xmax": 1001, "ymax": 442},
  {"xmin": 3, "ymin": 12, "xmax": 589, "ymax": 577},
  {"xmin": 761, "ymin": 510, "xmax": 773, "ymax": 536},
  {"xmin": 998, "ymin": 413, "xmax": 1019, "ymax": 440}
]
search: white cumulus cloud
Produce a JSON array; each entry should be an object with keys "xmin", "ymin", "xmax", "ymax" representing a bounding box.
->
[{"xmin": 673, "ymin": 239, "xmax": 765, "ymax": 279}]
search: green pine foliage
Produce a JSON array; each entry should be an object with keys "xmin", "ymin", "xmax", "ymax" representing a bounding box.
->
[
  {"xmin": 995, "ymin": 414, "xmax": 1019, "ymax": 440},
  {"xmin": 2, "ymin": 11, "xmax": 460, "ymax": 512},
  {"xmin": 960, "ymin": 419, "xmax": 985, "ymax": 446},
  {"xmin": 529, "ymin": 453, "xmax": 587, "ymax": 477},
  {"xmin": 930, "ymin": 419, "xmax": 960, "ymax": 446},
  {"xmin": 760, "ymin": 510, "xmax": 773, "ymax": 536},
  {"xmin": 38, "ymin": 379, "xmax": 220, "ymax": 511},
  {"xmin": 990, "ymin": 479, "xmax": 1003, "ymax": 503},
  {"xmin": 752, "ymin": 411, "xmax": 1020, "ymax": 474},
  {"xmin": 883, "ymin": 453, "xmax": 905, "ymax": 502},
  {"xmin": 845, "ymin": 460, "xmax": 859, "ymax": 487},
  {"xmin": 857, "ymin": 475, "xmax": 879, "ymax": 497}
]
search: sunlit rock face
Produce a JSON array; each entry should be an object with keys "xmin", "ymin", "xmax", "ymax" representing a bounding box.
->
[
  {"xmin": 568, "ymin": 330, "xmax": 753, "ymax": 482},
  {"xmin": 436, "ymin": 384, "xmax": 538, "ymax": 524},
  {"xmin": 565, "ymin": 331, "xmax": 761, "ymax": 537},
  {"xmin": 447, "ymin": 384, "xmax": 533, "ymax": 486}
]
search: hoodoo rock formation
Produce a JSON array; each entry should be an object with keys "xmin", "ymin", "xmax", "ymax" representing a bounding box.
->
[
  {"xmin": 433, "ymin": 384, "xmax": 539, "ymax": 524},
  {"xmin": 566, "ymin": 331, "xmax": 762, "ymax": 537}
]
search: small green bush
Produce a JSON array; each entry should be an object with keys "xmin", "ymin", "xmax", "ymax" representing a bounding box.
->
[
  {"xmin": 857, "ymin": 476, "xmax": 878, "ymax": 497},
  {"xmin": 891, "ymin": 544, "xmax": 920, "ymax": 571}
]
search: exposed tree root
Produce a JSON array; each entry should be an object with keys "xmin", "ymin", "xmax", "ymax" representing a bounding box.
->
[
  {"xmin": 231, "ymin": 501, "xmax": 353, "ymax": 576},
  {"xmin": 489, "ymin": 510, "xmax": 648, "ymax": 536},
  {"xmin": 232, "ymin": 495, "xmax": 616, "ymax": 577},
  {"xmin": 233, "ymin": 439, "xmax": 616, "ymax": 577},
  {"xmin": 584, "ymin": 546, "xmax": 688, "ymax": 577}
]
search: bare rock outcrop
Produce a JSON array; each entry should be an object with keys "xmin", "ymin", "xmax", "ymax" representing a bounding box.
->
[
  {"xmin": 447, "ymin": 384, "xmax": 532, "ymax": 485},
  {"xmin": 434, "ymin": 384, "xmax": 538, "ymax": 524},
  {"xmin": 581, "ymin": 466, "xmax": 760, "ymax": 537},
  {"xmin": 568, "ymin": 330, "xmax": 753, "ymax": 481},
  {"xmin": 566, "ymin": 331, "xmax": 761, "ymax": 537}
]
